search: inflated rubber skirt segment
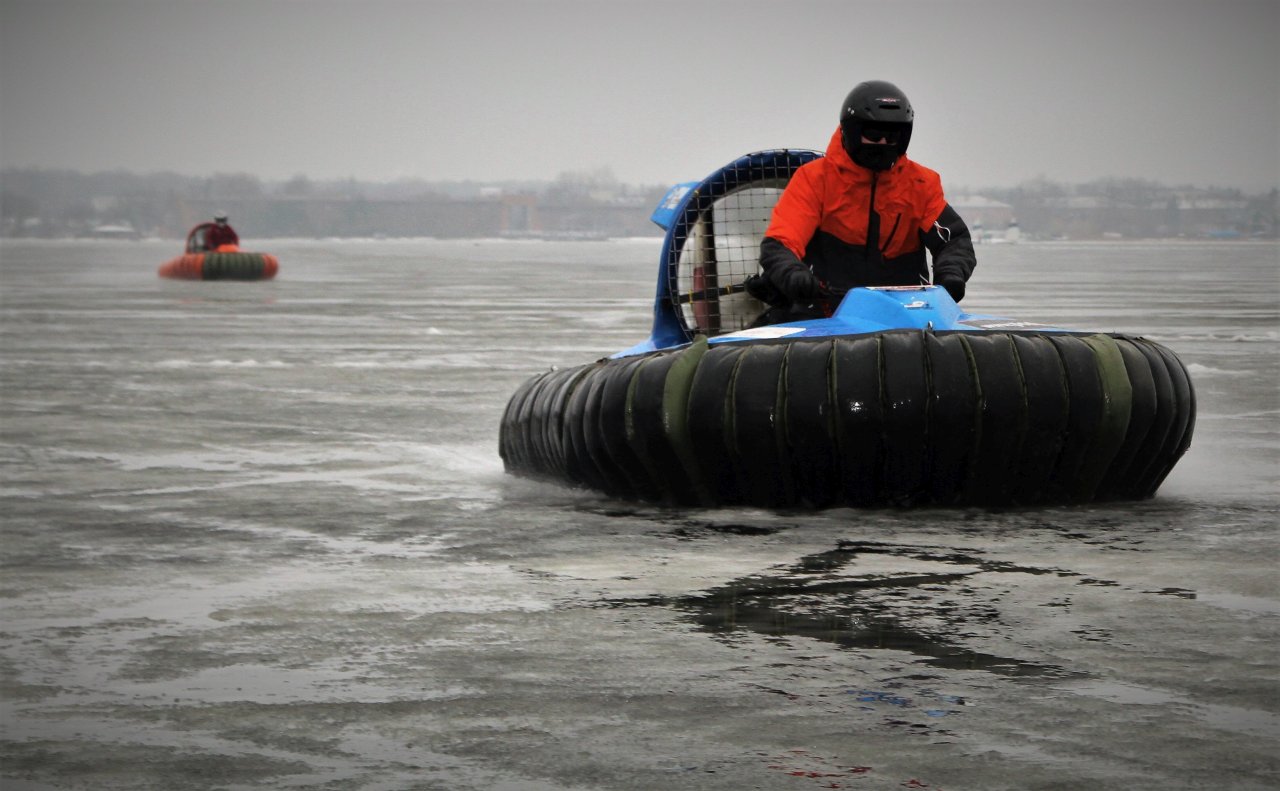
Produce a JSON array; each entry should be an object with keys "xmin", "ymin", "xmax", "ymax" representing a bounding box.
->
[
  {"xmin": 499, "ymin": 330, "xmax": 1195, "ymax": 508},
  {"xmin": 158, "ymin": 252, "xmax": 279, "ymax": 280}
]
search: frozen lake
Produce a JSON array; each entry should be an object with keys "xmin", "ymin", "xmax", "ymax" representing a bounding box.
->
[{"xmin": 2, "ymin": 237, "xmax": 1277, "ymax": 790}]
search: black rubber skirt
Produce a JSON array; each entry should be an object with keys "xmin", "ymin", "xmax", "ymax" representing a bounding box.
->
[
  {"xmin": 499, "ymin": 331, "xmax": 1196, "ymax": 508},
  {"xmin": 201, "ymin": 252, "xmax": 277, "ymax": 280}
]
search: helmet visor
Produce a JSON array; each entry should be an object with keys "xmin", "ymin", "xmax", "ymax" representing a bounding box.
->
[{"xmin": 860, "ymin": 124, "xmax": 904, "ymax": 145}]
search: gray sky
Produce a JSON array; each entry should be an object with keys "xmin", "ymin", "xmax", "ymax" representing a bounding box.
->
[{"xmin": 2, "ymin": 0, "xmax": 1277, "ymax": 192}]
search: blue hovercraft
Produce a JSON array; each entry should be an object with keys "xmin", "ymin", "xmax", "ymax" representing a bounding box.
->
[{"xmin": 499, "ymin": 150, "xmax": 1195, "ymax": 508}]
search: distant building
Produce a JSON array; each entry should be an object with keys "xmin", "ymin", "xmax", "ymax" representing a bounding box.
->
[{"xmin": 952, "ymin": 195, "xmax": 1015, "ymax": 242}]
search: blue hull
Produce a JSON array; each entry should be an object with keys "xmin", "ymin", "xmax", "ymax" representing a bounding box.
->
[{"xmin": 615, "ymin": 283, "xmax": 1069, "ymax": 359}]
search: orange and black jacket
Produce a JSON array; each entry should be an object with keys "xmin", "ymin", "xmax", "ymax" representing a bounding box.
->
[{"xmin": 762, "ymin": 128, "xmax": 976, "ymax": 307}]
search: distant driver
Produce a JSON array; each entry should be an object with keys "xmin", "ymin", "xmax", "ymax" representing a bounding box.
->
[{"xmin": 205, "ymin": 211, "xmax": 240, "ymax": 251}]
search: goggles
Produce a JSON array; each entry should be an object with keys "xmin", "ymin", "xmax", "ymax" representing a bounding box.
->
[{"xmin": 860, "ymin": 126, "xmax": 902, "ymax": 145}]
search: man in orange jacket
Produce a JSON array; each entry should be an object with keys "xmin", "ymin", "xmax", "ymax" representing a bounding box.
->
[{"xmin": 754, "ymin": 80, "xmax": 976, "ymax": 324}]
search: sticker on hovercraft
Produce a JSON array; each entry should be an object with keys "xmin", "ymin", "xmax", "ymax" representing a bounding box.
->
[
  {"xmin": 718, "ymin": 326, "xmax": 808, "ymax": 340},
  {"xmin": 659, "ymin": 185, "xmax": 692, "ymax": 210},
  {"xmin": 959, "ymin": 319, "xmax": 1057, "ymax": 330}
]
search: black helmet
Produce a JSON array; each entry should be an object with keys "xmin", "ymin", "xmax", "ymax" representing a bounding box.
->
[{"xmin": 839, "ymin": 81, "xmax": 914, "ymax": 171}]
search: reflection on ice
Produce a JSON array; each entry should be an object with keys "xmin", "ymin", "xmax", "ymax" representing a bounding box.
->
[{"xmin": 666, "ymin": 543, "xmax": 1078, "ymax": 678}]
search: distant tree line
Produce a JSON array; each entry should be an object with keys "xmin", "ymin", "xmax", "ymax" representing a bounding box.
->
[
  {"xmin": 1, "ymin": 167, "xmax": 1275, "ymax": 241},
  {"xmin": 972, "ymin": 176, "xmax": 1277, "ymax": 240}
]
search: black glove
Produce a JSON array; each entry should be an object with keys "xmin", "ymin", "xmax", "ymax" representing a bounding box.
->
[
  {"xmin": 745, "ymin": 274, "xmax": 787, "ymax": 306},
  {"xmin": 938, "ymin": 275, "xmax": 966, "ymax": 303},
  {"xmin": 770, "ymin": 262, "xmax": 822, "ymax": 302}
]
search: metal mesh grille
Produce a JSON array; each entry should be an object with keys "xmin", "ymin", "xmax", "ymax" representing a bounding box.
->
[{"xmin": 666, "ymin": 154, "xmax": 812, "ymax": 337}]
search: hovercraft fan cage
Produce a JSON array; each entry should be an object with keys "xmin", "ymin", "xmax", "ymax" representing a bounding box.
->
[{"xmin": 644, "ymin": 149, "xmax": 822, "ymax": 350}]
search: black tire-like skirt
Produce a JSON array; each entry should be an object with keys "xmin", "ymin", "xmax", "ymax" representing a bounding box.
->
[{"xmin": 499, "ymin": 331, "xmax": 1195, "ymax": 508}]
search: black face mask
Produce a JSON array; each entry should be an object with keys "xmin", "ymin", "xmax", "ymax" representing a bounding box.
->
[
  {"xmin": 851, "ymin": 143, "xmax": 901, "ymax": 172},
  {"xmin": 843, "ymin": 130, "xmax": 902, "ymax": 172}
]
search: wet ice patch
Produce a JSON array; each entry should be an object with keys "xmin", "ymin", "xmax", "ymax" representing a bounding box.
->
[
  {"xmin": 155, "ymin": 663, "xmax": 481, "ymax": 704},
  {"xmin": 327, "ymin": 352, "xmax": 496, "ymax": 369},
  {"xmin": 1059, "ymin": 679, "xmax": 1280, "ymax": 739},
  {"xmin": 93, "ymin": 440, "xmax": 504, "ymax": 500},
  {"xmin": 155, "ymin": 359, "xmax": 291, "ymax": 368},
  {"xmin": 1184, "ymin": 362, "xmax": 1249, "ymax": 377},
  {"xmin": 1198, "ymin": 591, "xmax": 1280, "ymax": 616}
]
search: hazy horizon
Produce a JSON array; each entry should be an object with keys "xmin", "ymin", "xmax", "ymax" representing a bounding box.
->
[{"xmin": 2, "ymin": 0, "xmax": 1278, "ymax": 193}]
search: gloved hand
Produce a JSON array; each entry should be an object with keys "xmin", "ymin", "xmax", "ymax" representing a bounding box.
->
[
  {"xmin": 938, "ymin": 275, "xmax": 966, "ymax": 303},
  {"xmin": 770, "ymin": 262, "xmax": 823, "ymax": 302},
  {"xmin": 745, "ymin": 274, "xmax": 787, "ymax": 306}
]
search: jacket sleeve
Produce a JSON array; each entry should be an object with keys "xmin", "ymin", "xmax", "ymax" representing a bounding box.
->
[
  {"xmin": 763, "ymin": 163, "xmax": 823, "ymax": 260},
  {"xmin": 758, "ymin": 164, "xmax": 827, "ymax": 301},
  {"xmin": 923, "ymin": 203, "xmax": 976, "ymax": 284}
]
